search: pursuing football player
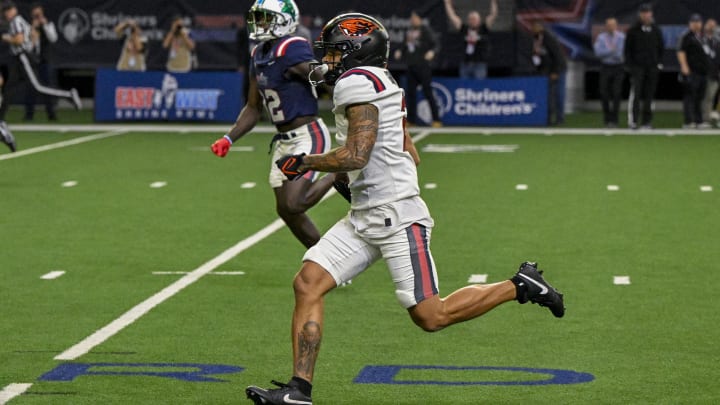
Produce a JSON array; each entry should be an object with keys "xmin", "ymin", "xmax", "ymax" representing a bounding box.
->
[
  {"xmin": 245, "ymin": 13, "xmax": 566, "ymax": 405},
  {"xmin": 211, "ymin": 0, "xmax": 337, "ymax": 248}
]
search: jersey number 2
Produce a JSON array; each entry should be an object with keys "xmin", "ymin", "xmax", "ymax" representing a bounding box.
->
[{"xmin": 261, "ymin": 89, "xmax": 285, "ymax": 122}]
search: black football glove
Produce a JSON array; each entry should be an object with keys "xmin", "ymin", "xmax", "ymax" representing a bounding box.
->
[
  {"xmin": 276, "ymin": 153, "xmax": 307, "ymax": 180},
  {"xmin": 333, "ymin": 181, "xmax": 351, "ymax": 203}
]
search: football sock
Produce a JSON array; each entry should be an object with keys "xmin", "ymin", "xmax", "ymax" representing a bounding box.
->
[
  {"xmin": 510, "ymin": 276, "xmax": 529, "ymax": 304},
  {"xmin": 291, "ymin": 376, "xmax": 312, "ymax": 397}
]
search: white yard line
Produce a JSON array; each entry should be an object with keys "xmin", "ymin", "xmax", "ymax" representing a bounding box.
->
[
  {"xmin": 411, "ymin": 130, "xmax": 432, "ymax": 143},
  {"xmin": 52, "ymin": 131, "xmax": 431, "ymax": 362},
  {"xmin": 40, "ymin": 271, "xmax": 66, "ymax": 280},
  {"xmin": 0, "ymin": 383, "xmax": 32, "ymax": 404},
  {"xmin": 0, "ymin": 130, "xmax": 127, "ymax": 161},
  {"xmin": 54, "ymin": 217, "xmax": 286, "ymax": 361}
]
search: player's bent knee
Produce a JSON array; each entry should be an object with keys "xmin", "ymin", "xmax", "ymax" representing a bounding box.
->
[
  {"xmin": 293, "ymin": 262, "xmax": 335, "ymax": 299},
  {"xmin": 276, "ymin": 199, "xmax": 307, "ymax": 217},
  {"xmin": 408, "ymin": 301, "xmax": 448, "ymax": 332}
]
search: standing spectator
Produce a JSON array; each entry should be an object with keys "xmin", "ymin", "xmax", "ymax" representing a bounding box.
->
[
  {"xmin": 0, "ymin": 0, "xmax": 80, "ymax": 129},
  {"xmin": 394, "ymin": 10, "xmax": 442, "ymax": 127},
  {"xmin": 115, "ymin": 19, "xmax": 147, "ymax": 71},
  {"xmin": 593, "ymin": 17, "xmax": 625, "ymax": 128},
  {"xmin": 531, "ymin": 21, "xmax": 567, "ymax": 125},
  {"xmin": 162, "ymin": 16, "xmax": 195, "ymax": 73},
  {"xmin": 0, "ymin": 71, "xmax": 16, "ymax": 152},
  {"xmin": 677, "ymin": 14, "xmax": 709, "ymax": 129},
  {"xmin": 25, "ymin": 2, "xmax": 58, "ymax": 121},
  {"xmin": 234, "ymin": 18, "xmax": 251, "ymax": 102},
  {"xmin": 624, "ymin": 3, "xmax": 664, "ymax": 129},
  {"xmin": 295, "ymin": 15, "xmax": 312, "ymax": 42},
  {"xmin": 443, "ymin": 0, "xmax": 498, "ymax": 79},
  {"xmin": 702, "ymin": 18, "xmax": 720, "ymax": 127}
]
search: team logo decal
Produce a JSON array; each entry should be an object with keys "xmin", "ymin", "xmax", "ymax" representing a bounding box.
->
[{"xmin": 339, "ymin": 18, "xmax": 377, "ymax": 37}]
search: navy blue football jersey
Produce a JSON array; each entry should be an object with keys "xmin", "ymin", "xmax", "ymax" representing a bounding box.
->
[{"xmin": 250, "ymin": 36, "xmax": 318, "ymax": 125}]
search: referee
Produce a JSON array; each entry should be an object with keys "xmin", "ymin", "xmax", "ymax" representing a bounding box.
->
[{"xmin": 0, "ymin": 0, "xmax": 80, "ymax": 125}]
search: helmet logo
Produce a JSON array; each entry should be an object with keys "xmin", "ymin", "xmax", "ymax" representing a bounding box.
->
[{"xmin": 338, "ymin": 18, "xmax": 377, "ymax": 37}]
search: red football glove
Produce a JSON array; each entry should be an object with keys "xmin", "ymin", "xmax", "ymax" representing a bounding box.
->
[
  {"xmin": 211, "ymin": 135, "xmax": 232, "ymax": 157},
  {"xmin": 276, "ymin": 153, "xmax": 307, "ymax": 180}
]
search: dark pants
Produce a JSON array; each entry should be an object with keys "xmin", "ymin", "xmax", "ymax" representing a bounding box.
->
[
  {"xmin": 24, "ymin": 60, "xmax": 56, "ymax": 120},
  {"xmin": 599, "ymin": 64, "xmax": 624, "ymax": 125},
  {"xmin": 682, "ymin": 73, "xmax": 707, "ymax": 125},
  {"xmin": 548, "ymin": 74, "xmax": 565, "ymax": 125},
  {"xmin": 406, "ymin": 62, "xmax": 440, "ymax": 124},
  {"xmin": 629, "ymin": 65, "xmax": 660, "ymax": 126}
]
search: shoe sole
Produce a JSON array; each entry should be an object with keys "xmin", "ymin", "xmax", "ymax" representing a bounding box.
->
[{"xmin": 245, "ymin": 388, "xmax": 266, "ymax": 405}]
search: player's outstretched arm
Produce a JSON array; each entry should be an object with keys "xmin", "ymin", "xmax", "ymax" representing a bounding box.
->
[
  {"xmin": 300, "ymin": 103, "xmax": 378, "ymax": 172},
  {"xmin": 404, "ymin": 128, "xmax": 420, "ymax": 166},
  {"xmin": 211, "ymin": 75, "xmax": 263, "ymax": 157}
]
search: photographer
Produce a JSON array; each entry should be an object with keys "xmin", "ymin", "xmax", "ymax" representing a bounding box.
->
[
  {"xmin": 162, "ymin": 16, "xmax": 195, "ymax": 73},
  {"xmin": 114, "ymin": 19, "xmax": 147, "ymax": 71}
]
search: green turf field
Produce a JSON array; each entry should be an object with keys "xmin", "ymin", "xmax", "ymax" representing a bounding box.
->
[{"xmin": 1, "ymin": 125, "xmax": 719, "ymax": 404}]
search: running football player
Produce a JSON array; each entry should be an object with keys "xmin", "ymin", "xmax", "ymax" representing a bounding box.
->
[
  {"xmin": 211, "ymin": 0, "xmax": 335, "ymax": 248},
  {"xmin": 245, "ymin": 13, "xmax": 566, "ymax": 405}
]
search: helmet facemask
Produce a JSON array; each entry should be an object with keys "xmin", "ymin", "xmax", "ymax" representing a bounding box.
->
[
  {"xmin": 312, "ymin": 13, "xmax": 389, "ymax": 85},
  {"xmin": 247, "ymin": 0, "xmax": 299, "ymax": 41},
  {"xmin": 312, "ymin": 40, "xmax": 364, "ymax": 85}
]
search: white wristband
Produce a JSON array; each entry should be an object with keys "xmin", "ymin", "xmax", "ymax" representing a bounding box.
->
[{"xmin": 223, "ymin": 134, "xmax": 233, "ymax": 145}]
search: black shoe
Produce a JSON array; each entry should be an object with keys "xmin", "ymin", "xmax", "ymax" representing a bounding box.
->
[
  {"xmin": 246, "ymin": 380, "xmax": 312, "ymax": 405},
  {"xmin": 0, "ymin": 120, "xmax": 16, "ymax": 152},
  {"xmin": 512, "ymin": 262, "xmax": 565, "ymax": 318}
]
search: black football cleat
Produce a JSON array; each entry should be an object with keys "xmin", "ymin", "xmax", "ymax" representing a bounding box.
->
[
  {"xmin": 246, "ymin": 380, "xmax": 312, "ymax": 405},
  {"xmin": 512, "ymin": 262, "xmax": 565, "ymax": 318},
  {"xmin": 0, "ymin": 121, "xmax": 16, "ymax": 152}
]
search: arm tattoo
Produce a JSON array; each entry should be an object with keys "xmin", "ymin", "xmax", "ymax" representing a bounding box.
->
[
  {"xmin": 301, "ymin": 104, "xmax": 378, "ymax": 172},
  {"xmin": 295, "ymin": 321, "xmax": 322, "ymax": 376}
]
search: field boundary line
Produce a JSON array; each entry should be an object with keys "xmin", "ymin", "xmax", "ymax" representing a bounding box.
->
[
  {"xmin": 8, "ymin": 123, "xmax": 720, "ymax": 136},
  {"xmin": 0, "ymin": 130, "xmax": 127, "ymax": 161},
  {"xmin": 52, "ymin": 131, "xmax": 431, "ymax": 362}
]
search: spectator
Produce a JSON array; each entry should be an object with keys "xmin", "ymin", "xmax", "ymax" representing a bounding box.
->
[
  {"xmin": 394, "ymin": 10, "xmax": 442, "ymax": 127},
  {"xmin": 531, "ymin": 20, "xmax": 567, "ymax": 125},
  {"xmin": 0, "ymin": 69, "xmax": 17, "ymax": 152},
  {"xmin": 702, "ymin": 18, "xmax": 720, "ymax": 127},
  {"xmin": 677, "ymin": 14, "xmax": 709, "ymax": 129},
  {"xmin": 444, "ymin": 0, "xmax": 498, "ymax": 79},
  {"xmin": 114, "ymin": 19, "xmax": 147, "ymax": 71},
  {"xmin": 234, "ymin": 18, "xmax": 251, "ymax": 102},
  {"xmin": 295, "ymin": 15, "xmax": 312, "ymax": 42},
  {"xmin": 162, "ymin": 16, "xmax": 195, "ymax": 73},
  {"xmin": 593, "ymin": 17, "xmax": 625, "ymax": 128},
  {"xmin": 0, "ymin": 0, "xmax": 80, "ymax": 128},
  {"xmin": 624, "ymin": 3, "xmax": 664, "ymax": 129},
  {"xmin": 25, "ymin": 2, "xmax": 58, "ymax": 121}
]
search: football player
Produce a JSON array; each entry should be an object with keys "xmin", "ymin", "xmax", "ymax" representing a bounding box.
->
[
  {"xmin": 245, "ymin": 13, "xmax": 566, "ymax": 405},
  {"xmin": 211, "ymin": 0, "xmax": 336, "ymax": 248}
]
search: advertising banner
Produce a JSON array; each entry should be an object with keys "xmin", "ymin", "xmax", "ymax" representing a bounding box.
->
[
  {"xmin": 415, "ymin": 76, "xmax": 549, "ymax": 126},
  {"xmin": 95, "ymin": 69, "xmax": 243, "ymax": 122}
]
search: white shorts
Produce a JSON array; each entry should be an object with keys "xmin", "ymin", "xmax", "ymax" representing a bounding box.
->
[
  {"xmin": 303, "ymin": 213, "xmax": 439, "ymax": 309},
  {"xmin": 269, "ymin": 118, "xmax": 331, "ymax": 188}
]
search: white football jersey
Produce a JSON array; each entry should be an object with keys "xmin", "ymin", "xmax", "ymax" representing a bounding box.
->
[
  {"xmin": 333, "ymin": 66, "xmax": 419, "ymax": 210},
  {"xmin": 333, "ymin": 66, "xmax": 432, "ymax": 238}
]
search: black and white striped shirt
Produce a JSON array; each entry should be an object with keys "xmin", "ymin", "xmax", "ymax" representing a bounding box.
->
[{"xmin": 8, "ymin": 14, "xmax": 33, "ymax": 55}]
